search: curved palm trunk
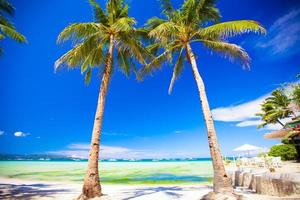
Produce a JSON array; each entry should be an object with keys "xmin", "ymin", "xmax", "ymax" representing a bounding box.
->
[
  {"xmin": 186, "ymin": 43, "xmax": 233, "ymax": 194},
  {"xmin": 79, "ymin": 35, "xmax": 115, "ymax": 200}
]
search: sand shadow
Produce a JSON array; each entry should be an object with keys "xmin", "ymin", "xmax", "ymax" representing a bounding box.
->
[
  {"xmin": 0, "ymin": 183, "xmax": 71, "ymax": 199},
  {"xmin": 122, "ymin": 186, "xmax": 212, "ymax": 200}
]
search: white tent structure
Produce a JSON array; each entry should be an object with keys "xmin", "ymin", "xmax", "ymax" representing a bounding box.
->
[{"xmin": 234, "ymin": 144, "xmax": 263, "ymax": 157}]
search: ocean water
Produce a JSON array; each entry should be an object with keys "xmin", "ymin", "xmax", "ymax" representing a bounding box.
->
[{"xmin": 0, "ymin": 161, "xmax": 213, "ymax": 185}]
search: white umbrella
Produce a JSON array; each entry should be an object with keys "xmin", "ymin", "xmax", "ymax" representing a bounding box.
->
[
  {"xmin": 234, "ymin": 144, "xmax": 262, "ymax": 151},
  {"xmin": 234, "ymin": 144, "xmax": 262, "ymax": 157}
]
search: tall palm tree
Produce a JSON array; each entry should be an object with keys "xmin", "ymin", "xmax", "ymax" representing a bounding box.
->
[
  {"xmin": 55, "ymin": 0, "xmax": 148, "ymax": 199},
  {"xmin": 141, "ymin": 0, "xmax": 265, "ymax": 197},
  {"xmin": 0, "ymin": 0, "xmax": 27, "ymax": 54},
  {"xmin": 257, "ymin": 89, "xmax": 294, "ymax": 128}
]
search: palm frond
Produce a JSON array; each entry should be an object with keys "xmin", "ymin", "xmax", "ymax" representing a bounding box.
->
[
  {"xmin": 197, "ymin": 20, "xmax": 266, "ymax": 39},
  {"xmin": 145, "ymin": 17, "xmax": 166, "ymax": 30},
  {"xmin": 116, "ymin": 48, "xmax": 132, "ymax": 76},
  {"xmin": 0, "ymin": 15, "xmax": 13, "ymax": 28},
  {"xmin": 139, "ymin": 43, "xmax": 181, "ymax": 78},
  {"xmin": 160, "ymin": 0, "xmax": 174, "ymax": 17},
  {"xmin": 55, "ymin": 34, "xmax": 107, "ymax": 70},
  {"xmin": 168, "ymin": 47, "xmax": 185, "ymax": 94},
  {"xmin": 139, "ymin": 51, "xmax": 170, "ymax": 78},
  {"xmin": 148, "ymin": 21, "xmax": 179, "ymax": 41},
  {"xmin": 197, "ymin": 0, "xmax": 221, "ymax": 23},
  {"xmin": 84, "ymin": 68, "xmax": 92, "ymax": 85},
  {"xmin": 112, "ymin": 17, "xmax": 136, "ymax": 32},
  {"xmin": 119, "ymin": 4, "xmax": 129, "ymax": 18},
  {"xmin": 81, "ymin": 43, "xmax": 104, "ymax": 74},
  {"xmin": 181, "ymin": 0, "xmax": 198, "ymax": 24},
  {"xmin": 57, "ymin": 23, "xmax": 103, "ymax": 43},
  {"xmin": 0, "ymin": 0, "xmax": 14, "ymax": 15},
  {"xmin": 0, "ymin": 24, "xmax": 27, "ymax": 43},
  {"xmin": 89, "ymin": 0, "xmax": 108, "ymax": 25},
  {"xmin": 116, "ymin": 33, "xmax": 150, "ymax": 66},
  {"xmin": 200, "ymin": 39, "xmax": 250, "ymax": 68}
]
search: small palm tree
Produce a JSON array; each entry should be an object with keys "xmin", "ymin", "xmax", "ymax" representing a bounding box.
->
[
  {"xmin": 141, "ymin": 0, "xmax": 265, "ymax": 197},
  {"xmin": 257, "ymin": 89, "xmax": 294, "ymax": 128},
  {"xmin": 0, "ymin": 0, "xmax": 27, "ymax": 54},
  {"xmin": 55, "ymin": 0, "xmax": 148, "ymax": 199}
]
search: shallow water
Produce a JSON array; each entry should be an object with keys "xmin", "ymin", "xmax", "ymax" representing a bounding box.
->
[{"xmin": 0, "ymin": 161, "xmax": 213, "ymax": 185}]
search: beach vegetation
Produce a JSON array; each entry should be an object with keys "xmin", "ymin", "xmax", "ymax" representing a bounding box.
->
[{"xmin": 269, "ymin": 144, "xmax": 297, "ymax": 161}]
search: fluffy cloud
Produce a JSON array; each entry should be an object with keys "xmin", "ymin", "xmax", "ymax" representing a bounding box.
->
[
  {"xmin": 256, "ymin": 9, "xmax": 300, "ymax": 57},
  {"xmin": 212, "ymin": 84, "xmax": 295, "ymax": 131},
  {"xmin": 50, "ymin": 143, "xmax": 141, "ymax": 159},
  {"xmin": 236, "ymin": 120, "xmax": 261, "ymax": 127},
  {"xmin": 0, "ymin": 131, "xmax": 4, "ymax": 136},
  {"xmin": 49, "ymin": 143, "xmax": 200, "ymax": 159},
  {"xmin": 212, "ymin": 94, "xmax": 268, "ymax": 122},
  {"xmin": 236, "ymin": 120, "xmax": 285, "ymax": 131},
  {"xmin": 14, "ymin": 131, "xmax": 30, "ymax": 137}
]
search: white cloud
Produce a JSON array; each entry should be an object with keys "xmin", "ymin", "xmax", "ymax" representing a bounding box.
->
[
  {"xmin": 0, "ymin": 131, "xmax": 4, "ymax": 136},
  {"xmin": 212, "ymin": 83, "xmax": 297, "ymax": 131},
  {"xmin": 68, "ymin": 143, "xmax": 90, "ymax": 150},
  {"xmin": 50, "ymin": 143, "xmax": 139, "ymax": 159},
  {"xmin": 102, "ymin": 132, "xmax": 128, "ymax": 136},
  {"xmin": 212, "ymin": 94, "xmax": 268, "ymax": 122},
  {"xmin": 236, "ymin": 120, "xmax": 261, "ymax": 127},
  {"xmin": 14, "ymin": 131, "xmax": 30, "ymax": 137},
  {"xmin": 236, "ymin": 120, "xmax": 286, "ymax": 131},
  {"xmin": 174, "ymin": 130, "xmax": 183, "ymax": 134},
  {"xmin": 49, "ymin": 143, "xmax": 200, "ymax": 159},
  {"xmin": 256, "ymin": 9, "xmax": 300, "ymax": 56}
]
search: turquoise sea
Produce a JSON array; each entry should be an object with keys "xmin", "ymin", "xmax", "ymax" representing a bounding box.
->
[{"xmin": 0, "ymin": 160, "xmax": 214, "ymax": 185}]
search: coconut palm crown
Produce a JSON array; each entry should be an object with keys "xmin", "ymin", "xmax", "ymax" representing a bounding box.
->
[
  {"xmin": 55, "ymin": 0, "xmax": 148, "ymax": 199},
  {"xmin": 55, "ymin": 0, "xmax": 148, "ymax": 83},
  {"xmin": 257, "ymin": 89, "xmax": 294, "ymax": 128},
  {"xmin": 142, "ymin": 0, "xmax": 265, "ymax": 93},
  {"xmin": 141, "ymin": 0, "xmax": 266, "ymax": 197},
  {"xmin": 0, "ymin": 0, "xmax": 27, "ymax": 54}
]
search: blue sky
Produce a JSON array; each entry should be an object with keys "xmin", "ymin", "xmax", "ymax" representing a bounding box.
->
[{"xmin": 0, "ymin": 0, "xmax": 299, "ymax": 159}]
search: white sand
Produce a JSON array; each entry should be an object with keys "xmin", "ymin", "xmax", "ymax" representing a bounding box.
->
[{"xmin": 0, "ymin": 177, "xmax": 292, "ymax": 200}]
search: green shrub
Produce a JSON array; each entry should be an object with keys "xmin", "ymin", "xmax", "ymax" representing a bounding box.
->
[
  {"xmin": 257, "ymin": 152, "xmax": 268, "ymax": 157},
  {"xmin": 269, "ymin": 144, "xmax": 297, "ymax": 161}
]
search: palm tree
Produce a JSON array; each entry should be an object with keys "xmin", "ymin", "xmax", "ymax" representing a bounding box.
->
[
  {"xmin": 0, "ymin": 0, "xmax": 27, "ymax": 54},
  {"xmin": 55, "ymin": 0, "xmax": 148, "ymax": 199},
  {"xmin": 257, "ymin": 89, "xmax": 294, "ymax": 128},
  {"xmin": 292, "ymin": 83, "xmax": 300, "ymax": 111},
  {"xmin": 141, "ymin": 0, "xmax": 265, "ymax": 197}
]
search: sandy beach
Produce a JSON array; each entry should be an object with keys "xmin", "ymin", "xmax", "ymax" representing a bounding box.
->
[{"xmin": 1, "ymin": 177, "xmax": 296, "ymax": 200}]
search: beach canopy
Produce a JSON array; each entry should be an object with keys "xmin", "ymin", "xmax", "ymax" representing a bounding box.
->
[{"xmin": 233, "ymin": 144, "xmax": 262, "ymax": 152}]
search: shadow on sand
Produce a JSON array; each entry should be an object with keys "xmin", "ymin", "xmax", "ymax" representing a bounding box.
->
[
  {"xmin": 0, "ymin": 183, "xmax": 72, "ymax": 199},
  {"xmin": 122, "ymin": 186, "xmax": 212, "ymax": 200}
]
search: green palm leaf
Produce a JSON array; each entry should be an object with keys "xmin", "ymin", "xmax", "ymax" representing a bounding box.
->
[
  {"xmin": 0, "ymin": 24, "xmax": 27, "ymax": 43},
  {"xmin": 201, "ymin": 39, "xmax": 250, "ymax": 68},
  {"xmin": 57, "ymin": 23, "xmax": 103, "ymax": 43},
  {"xmin": 168, "ymin": 47, "xmax": 185, "ymax": 94},
  {"xmin": 89, "ymin": 0, "xmax": 108, "ymax": 25},
  {"xmin": 197, "ymin": 20, "xmax": 266, "ymax": 39}
]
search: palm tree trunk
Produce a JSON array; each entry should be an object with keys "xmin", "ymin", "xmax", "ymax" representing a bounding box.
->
[
  {"xmin": 79, "ymin": 35, "xmax": 115, "ymax": 200},
  {"xmin": 186, "ymin": 43, "xmax": 233, "ymax": 194}
]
